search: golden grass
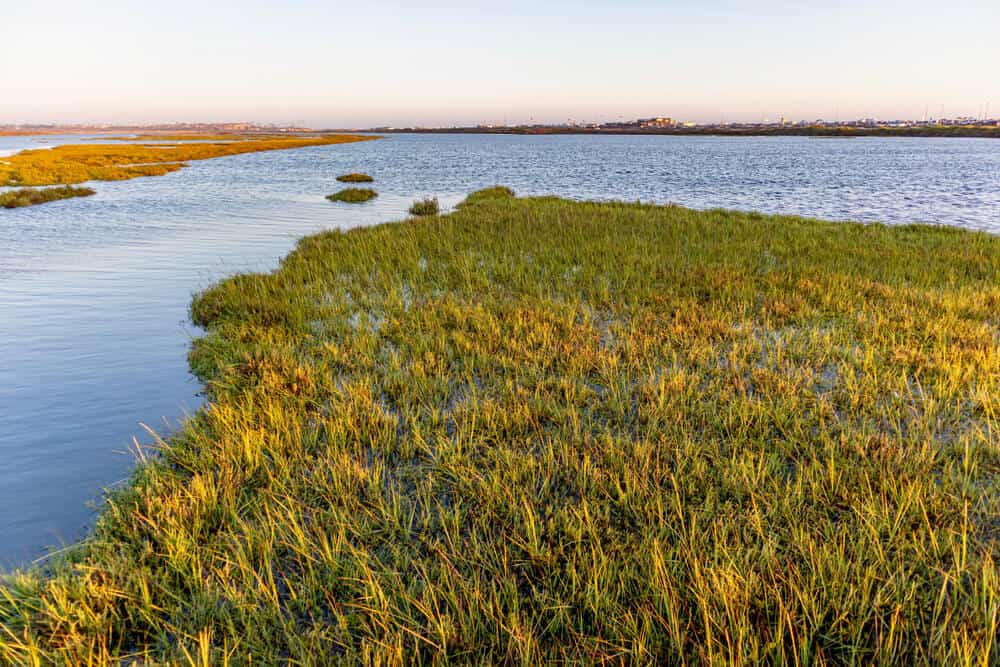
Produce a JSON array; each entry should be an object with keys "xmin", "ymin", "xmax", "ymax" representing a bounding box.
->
[
  {"xmin": 0, "ymin": 185, "xmax": 96, "ymax": 208},
  {"xmin": 336, "ymin": 173, "xmax": 375, "ymax": 183},
  {"xmin": 327, "ymin": 187, "xmax": 378, "ymax": 203},
  {"xmin": 3, "ymin": 189, "xmax": 1000, "ymax": 663},
  {"xmin": 0, "ymin": 135, "xmax": 379, "ymax": 187},
  {"xmin": 408, "ymin": 196, "xmax": 439, "ymax": 215}
]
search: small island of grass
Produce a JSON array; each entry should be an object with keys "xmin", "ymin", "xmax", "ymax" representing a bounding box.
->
[
  {"xmin": 336, "ymin": 173, "xmax": 375, "ymax": 183},
  {"xmin": 326, "ymin": 187, "xmax": 378, "ymax": 203},
  {"xmin": 0, "ymin": 185, "xmax": 96, "ymax": 209},
  {"xmin": 408, "ymin": 196, "xmax": 439, "ymax": 215}
]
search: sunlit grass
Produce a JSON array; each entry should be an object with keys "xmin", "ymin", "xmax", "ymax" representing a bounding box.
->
[
  {"xmin": 327, "ymin": 187, "xmax": 378, "ymax": 203},
  {"xmin": 458, "ymin": 185, "xmax": 515, "ymax": 206},
  {"xmin": 0, "ymin": 185, "xmax": 96, "ymax": 208},
  {"xmin": 3, "ymin": 189, "xmax": 1000, "ymax": 663},
  {"xmin": 0, "ymin": 134, "xmax": 378, "ymax": 187},
  {"xmin": 336, "ymin": 173, "xmax": 375, "ymax": 183},
  {"xmin": 408, "ymin": 197, "xmax": 439, "ymax": 216}
]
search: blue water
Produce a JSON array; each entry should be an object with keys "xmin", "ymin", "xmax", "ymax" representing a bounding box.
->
[{"xmin": 1, "ymin": 133, "xmax": 998, "ymax": 566}]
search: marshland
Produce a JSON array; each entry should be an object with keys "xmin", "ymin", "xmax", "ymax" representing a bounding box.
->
[
  {"xmin": 5, "ymin": 185, "xmax": 1000, "ymax": 662},
  {"xmin": 0, "ymin": 133, "xmax": 375, "ymax": 201},
  {"xmin": 337, "ymin": 173, "xmax": 375, "ymax": 183},
  {"xmin": 0, "ymin": 185, "xmax": 95, "ymax": 208},
  {"xmin": 327, "ymin": 187, "xmax": 379, "ymax": 203},
  {"xmin": 1, "ymin": 132, "xmax": 999, "ymax": 663}
]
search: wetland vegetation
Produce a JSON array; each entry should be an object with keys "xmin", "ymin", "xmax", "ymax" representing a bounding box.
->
[
  {"xmin": 408, "ymin": 196, "xmax": 439, "ymax": 216},
  {"xmin": 336, "ymin": 173, "xmax": 375, "ymax": 183},
  {"xmin": 3, "ymin": 189, "xmax": 1000, "ymax": 663},
  {"xmin": 0, "ymin": 185, "xmax": 96, "ymax": 208},
  {"xmin": 327, "ymin": 187, "xmax": 378, "ymax": 203},
  {"xmin": 0, "ymin": 134, "xmax": 377, "ymax": 188}
]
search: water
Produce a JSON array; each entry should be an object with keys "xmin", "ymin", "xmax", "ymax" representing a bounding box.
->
[{"xmin": 1, "ymin": 133, "xmax": 998, "ymax": 567}]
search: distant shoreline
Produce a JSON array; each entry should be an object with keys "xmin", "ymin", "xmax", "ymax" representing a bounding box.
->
[
  {"xmin": 364, "ymin": 125, "xmax": 1000, "ymax": 139},
  {"xmin": 0, "ymin": 129, "xmax": 331, "ymax": 138},
  {"xmin": 5, "ymin": 125, "xmax": 1000, "ymax": 139}
]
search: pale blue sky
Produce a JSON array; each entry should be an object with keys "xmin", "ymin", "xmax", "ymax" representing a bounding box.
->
[{"xmin": 2, "ymin": 0, "xmax": 997, "ymax": 126}]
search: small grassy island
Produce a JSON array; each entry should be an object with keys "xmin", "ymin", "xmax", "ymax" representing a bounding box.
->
[
  {"xmin": 409, "ymin": 196, "xmax": 439, "ymax": 216},
  {"xmin": 0, "ymin": 185, "xmax": 96, "ymax": 208},
  {"xmin": 327, "ymin": 187, "xmax": 378, "ymax": 203},
  {"xmin": 337, "ymin": 173, "xmax": 375, "ymax": 183},
  {"xmin": 4, "ymin": 190, "xmax": 1000, "ymax": 663},
  {"xmin": 0, "ymin": 134, "xmax": 377, "ymax": 188}
]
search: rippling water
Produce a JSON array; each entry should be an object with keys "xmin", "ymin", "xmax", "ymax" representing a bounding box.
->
[{"xmin": 1, "ymin": 133, "xmax": 998, "ymax": 566}]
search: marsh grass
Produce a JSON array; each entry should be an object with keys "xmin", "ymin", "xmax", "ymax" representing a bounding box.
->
[
  {"xmin": 0, "ymin": 185, "xmax": 96, "ymax": 208},
  {"xmin": 458, "ymin": 185, "xmax": 515, "ymax": 207},
  {"xmin": 327, "ymin": 187, "xmax": 378, "ymax": 203},
  {"xmin": 0, "ymin": 134, "xmax": 377, "ymax": 187},
  {"xmin": 336, "ymin": 173, "xmax": 375, "ymax": 183},
  {"xmin": 408, "ymin": 196, "xmax": 439, "ymax": 216},
  {"xmin": 3, "ymin": 189, "xmax": 1000, "ymax": 663}
]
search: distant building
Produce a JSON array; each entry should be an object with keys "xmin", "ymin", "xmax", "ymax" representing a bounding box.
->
[{"xmin": 637, "ymin": 117, "xmax": 675, "ymax": 129}]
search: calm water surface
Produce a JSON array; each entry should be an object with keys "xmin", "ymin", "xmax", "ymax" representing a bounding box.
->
[{"xmin": 1, "ymin": 133, "xmax": 998, "ymax": 566}]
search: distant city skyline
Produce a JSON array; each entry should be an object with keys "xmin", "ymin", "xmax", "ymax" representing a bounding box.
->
[
  {"xmin": 6, "ymin": 112, "xmax": 998, "ymax": 133},
  {"xmin": 2, "ymin": 0, "xmax": 997, "ymax": 127}
]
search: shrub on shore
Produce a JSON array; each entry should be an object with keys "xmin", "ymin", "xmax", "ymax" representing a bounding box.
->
[
  {"xmin": 4, "ymin": 189, "xmax": 1000, "ymax": 663},
  {"xmin": 408, "ymin": 196, "xmax": 439, "ymax": 216},
  {"xmin": 326, "ymin": 188, "xmax": 378, "ymax": 203},
  {"xmin": 0, "ymin": 185, "xmax": 96, "ymax": 208},
  {"xmin": 336, "ymin": 173, "xmax": 374, "ymax": 183}
]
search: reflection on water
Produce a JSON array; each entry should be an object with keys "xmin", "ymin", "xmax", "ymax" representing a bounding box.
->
[{"xmin": 1, "ymin": 133, "xmax": 998, "ymax": 566}]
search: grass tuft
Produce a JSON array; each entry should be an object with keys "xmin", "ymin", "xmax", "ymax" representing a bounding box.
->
[
  {"xmin": 4, "ymin": 189, "xmax": 1000, "ymax": 663},
  {"xmin": 458, "ymin": 185, "xmax": 515, "ymax": 207},
  {"xmin": 336, "ymin": 173, "xmax": 375, "ymax": 183},
  {"xmin": 408, "ymin": 197, "xmax": 439, "ymax": 216},
  {"xmin": 326, "ymin": 188, "xmax": 378, "ymax": 203},
  {"xmin": 0, "ymin": 185, "xmax": 96, "ymax": 208}
]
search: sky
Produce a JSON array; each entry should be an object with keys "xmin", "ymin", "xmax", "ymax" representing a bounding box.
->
[{"xmin": 1, "ymin": 0, "xmax": 998, "ymax": 127}]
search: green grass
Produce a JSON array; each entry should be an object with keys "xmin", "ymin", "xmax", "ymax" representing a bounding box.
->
[
  {"xmin": 0, "ymin": 185, "xmax": 96, "ymax": 208},
  {"xmin": 4, "ymin": 189, "xmax": 1000, "ymax": 663},
  {"xmin": 459, "ymin": 185, "xmax": 514, "ymax": 205},
  {"xmin": 408, "ymin": 196, "xmax": 439, "ymax": 216},
  {"xmin": 336, "ymin": 173, "xmax": 375, "ymax": 183},
  {"xmin": 326, "ymin": 187, "xmax": 378, "ymax": 203}
]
